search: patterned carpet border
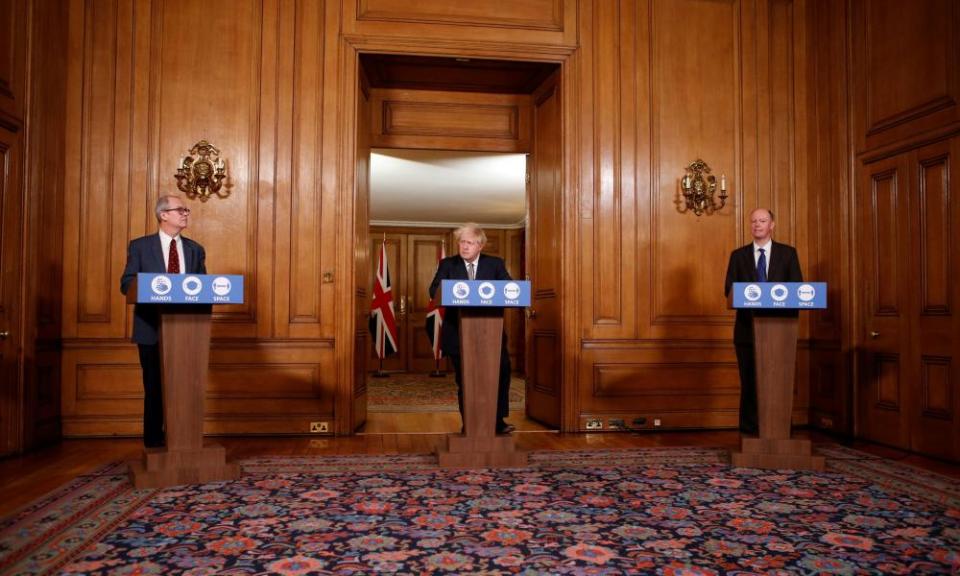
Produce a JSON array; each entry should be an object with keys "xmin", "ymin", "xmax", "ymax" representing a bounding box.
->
[
  {"xmin": 820, "ymin": 444, "xmax": 960, "ymax": 508},
  {"xmin": 238, "ymin": 446, "xmax": 729, "ymax": 475},
  {"xmin": 2, "ymin": 444, "xmax": 959, "ymax": 575}
]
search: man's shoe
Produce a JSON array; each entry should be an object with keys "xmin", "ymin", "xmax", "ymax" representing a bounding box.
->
[{"xmin": 496, "ymin": 424, "xmax": 516, "ymax": 434}]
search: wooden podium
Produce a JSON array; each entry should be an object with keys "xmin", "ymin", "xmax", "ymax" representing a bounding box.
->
[
  {"xmin": 436, "ymin": 309, "xmax": 527, "ymax": 469},
  {"xmin": 729, "ymin": 283, "xmax": 826, "ymax": 470},
  {"xmin": 126, "ymin": 278, "xmax": 240, "ymax": 488}
]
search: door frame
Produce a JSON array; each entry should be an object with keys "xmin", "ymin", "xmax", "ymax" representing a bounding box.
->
[{"xmin": 337, "ymin": 39, "xmax": 579, "ymax": 435}]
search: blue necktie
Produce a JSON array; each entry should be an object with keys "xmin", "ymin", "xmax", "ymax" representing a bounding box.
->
[{"xmin": 757, "ymin": 248, "xmax": 767, "ymax": 282}]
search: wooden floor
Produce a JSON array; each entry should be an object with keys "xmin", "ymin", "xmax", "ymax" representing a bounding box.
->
[{"xmin": 2, "ymin": 410, "xmax": 958, "ymax": 519}]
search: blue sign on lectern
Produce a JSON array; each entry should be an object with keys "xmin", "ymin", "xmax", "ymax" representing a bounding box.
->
[
  {"xmin": 732, "ymin": 282, "xmax": 827, "ymax": 309},
  {"xmin": 441, "ymin": 280, "xmax": 531, "ymax": 307},
  {"xmin": 135, "ymin": 273, "xmax": 245, "ymax": 304}
]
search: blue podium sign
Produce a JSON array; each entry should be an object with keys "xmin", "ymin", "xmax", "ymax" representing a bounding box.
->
[
  {"xmin": 135, "ymin": 273, "xmax": 244, "ymax": 304},
  {"xmin": 440, "ymin": 280, "xmax": 531, "ymax": 307},
  {"xmin": 732, "ymin": 282, "xmax": 826, "ymax": 309}
]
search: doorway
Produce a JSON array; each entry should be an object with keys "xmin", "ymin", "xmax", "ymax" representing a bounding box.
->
[{"xmin": 351, "ymin": 54, "xmax": 564, "ymax": 435}]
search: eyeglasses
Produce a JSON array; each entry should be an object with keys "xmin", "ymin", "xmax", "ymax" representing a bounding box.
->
[{"xmin": 162, "ymin": 207, "xmax": 191, "ymax": 216}]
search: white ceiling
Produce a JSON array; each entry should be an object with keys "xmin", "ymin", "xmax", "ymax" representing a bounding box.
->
[{"xmin": 370, "ymin": 149, "xmax": 527, "ymax": 228}]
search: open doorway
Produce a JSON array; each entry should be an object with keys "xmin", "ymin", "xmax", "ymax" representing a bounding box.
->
[
  {"xmin": 352, "ymin": 54, "xmax": 563, "ymax": 436},
  {"xmin": 365, "ymin": 150, "xmax": 530, "ymax": 434}
]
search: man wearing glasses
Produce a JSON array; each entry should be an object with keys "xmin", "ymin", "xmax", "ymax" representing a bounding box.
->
[{"xmin": 120, "ymin": 195, "xmax": 206, "ymax": 448}]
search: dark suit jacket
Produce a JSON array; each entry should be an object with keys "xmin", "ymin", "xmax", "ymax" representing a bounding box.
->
[
  {"xmin": 724, "ymin": 240, "xmax": 803, "ymax": 345},
  {"xmin": 120, "ymin": 233, "xmax": 207, "ymax": 345},
  {"xmin": 428, "ymin": 253, "xmax": 511, "ymax": 355}
]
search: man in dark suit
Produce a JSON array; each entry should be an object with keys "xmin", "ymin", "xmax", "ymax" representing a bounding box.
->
[
  {"xmin": 120, "ymin": 195, "xmax": 206, "ymax": 447},
  {"xmin": 724, "ymin": 208, "xmax": 802, "ymax": 435},
  {"xmin": 429, "ymin": 223, "xmax": 515, "ymax": 434}
]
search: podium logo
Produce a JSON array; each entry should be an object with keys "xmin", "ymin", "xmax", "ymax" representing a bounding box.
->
[
  {"xmin": 771, "ymin": 284, "xmax": 789, "ymax": 302},
  {"xmin": 452, "ymin": 281, "xmax": 470, "ymax": 299},
  {"xmin": 182, "ymin": 276, "xmax": 203, "ymax": 296},
  {"xmin": 743, "ymin": 284, "xmax": 762, "ymax": 301},
  {"xmin": 478, "ymin": 282, "xmax": 496, "ymax": 299},
  {"xmin": 151, "ymin": 275, "xmax": 172, "ymax": 296},
  {"xmin": 212, "ymin": 276, "xmax": 232, "ymax": 296},
  {"xmin": 503, "ymin": 282, "xmax": 521, "ymax": 300},
  {"xmin": 797, "ymin": 283, "xmax": 816, "ymax": 302}
]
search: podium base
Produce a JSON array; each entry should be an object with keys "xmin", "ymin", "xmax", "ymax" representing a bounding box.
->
[
  {"xmin": 437, "ymin": 434, "xmax": 528, "ymax": 468},
  {"xmin": 730, "ymin": 438, "xmax": 825, "ymax": 471},
  {"xmin": 129, "ymin": 443, "xmax": 241, "ymax": 488}
]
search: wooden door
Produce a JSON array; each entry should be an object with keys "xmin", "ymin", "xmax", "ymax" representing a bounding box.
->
[
  {"xmin": 0, "ymin": 126, "xmax": 24, "ymax": 456},
  {"xmin": 909, "ymin": 139, "xmax": 960, "ymax": 459},
  {"xmin": 368, "ymin": 230, "xmax": 447, "ymax": 373},
  {"xmin": 407, "ymin": 234, "xmax": 446, "ymax": 373},
  {"xmin": 857, "ymin": 154, "xmax": 912, "ymax": 449},
  {"xmin": 525, "ymin": 69, "xmax": 562, "ymax": 428}
]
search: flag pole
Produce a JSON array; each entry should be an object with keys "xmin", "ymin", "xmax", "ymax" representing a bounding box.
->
[
  {"xmin": 373, "ymin": 356, "xmax": 388, "ymax": 378},
  {"xmin": 430, "ymin": 357, "xmax": 445, "ymax": 377}
]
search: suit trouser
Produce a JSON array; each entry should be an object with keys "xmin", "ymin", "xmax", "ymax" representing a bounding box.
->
[
  {"xmin": 137, "ymin": 344, "xmax": 165, "ymax": 446},
  {"xmin": 450, "ymin": 345, "xmax": 512, "ymax": 424},
  {"xmin": 734, "ymin": 343, "xmax": 758, "ymax": 434}
]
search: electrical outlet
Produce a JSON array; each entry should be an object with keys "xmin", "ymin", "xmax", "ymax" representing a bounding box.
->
[
  {"xmin": 609, "ymin": 418, "xmax": 625, "ymax": 429},
  {"xmin": 585, "ymin": 418, "xmax": 603, "ymax": 430},
  {"xmin": 309, "ymin": 421, "xmax": 329, "ymax": 433},
  {"xmin": 653, "ymin": 418, "xmax": 662, "ymax": 427},
  {"xmin": 632, "ymin": 417, "xmax": 647, "ymax": 426}
]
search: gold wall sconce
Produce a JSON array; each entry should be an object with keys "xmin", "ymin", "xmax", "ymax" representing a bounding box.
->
[
  {"xmin": 679, "ymin": 158, "xmax": 727, "ymax": 216},
  {"xmin": 174, "ymin": 140, "xmax": 228, "ymax": 202}
]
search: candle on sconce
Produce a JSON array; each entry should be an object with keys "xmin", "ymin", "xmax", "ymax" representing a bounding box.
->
[{"xmin": 720, "ymin": 173, "xmax": 727, "ymax": 191}]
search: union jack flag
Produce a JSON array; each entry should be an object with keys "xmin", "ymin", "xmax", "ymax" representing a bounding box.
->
[
  {"xmin": 425, "ymin": 243, "xmax": 446, "ymax": 360},
  {"xmin": 369, "ymin": 240, "xmax": 398, "ymax": 359}
]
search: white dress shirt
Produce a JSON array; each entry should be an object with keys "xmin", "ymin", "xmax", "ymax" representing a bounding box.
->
[
  {"xmin": 159, "ymin": 230, "xmax": 186, "ymax": 272},
  {"xmin": 753, "ymin": 240, "xmax": 772, "ymax": 276}
]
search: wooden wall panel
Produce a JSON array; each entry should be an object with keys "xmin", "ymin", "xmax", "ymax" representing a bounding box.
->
[
  {"xmin": 651, "ymin": 0, "xmax": 739, "ymax": 328},
  {"xmin": 63, "ymin": 0, "xmax": 136, "ymax": 339},
  {"xmin": 61, "ymin": 0, "xmax": 344, "ymax": 437},
  {"xmin": 580, "ymin": 0, "xmax": 640, "ymax": 338},
  {"xmin": 371, "ymin": 89, "xmax": 531, "ymax": 152},
  {"xmin": 805, "ymin": 0, "xmax": 851, "ymax": 434},
  {"xmin": 853, "ymin": 0, "xmax": 960, "ymax": 152},
  {"xmin": 574, "ymin": 0, "xmax": 811, "ymax": 430},
  {"xmin": 0, "ymin": 0, "xmax": 26, "ymax": 123},
  {"xmin": 578, "ymin": 346, "xmax": 741, "ymax": 430},
  {"xmin": 918, "ymin": 154, "xmax": 950, "ymax": 313},
  {"xmin": 22, "ymin": 0, "xmax": 68, "ymax": 450},
  {"xmin": 344, "ymin": 0, "xmax": 577, "ymax": 47},
  {"xmin": 154, "ymin": 0, "xmax": 263, "ymax": 336},
  {"xmin": 61, "ymin": 343, "xmax": 335, "ymax": 436},
  {"xmin": 277, "ymin": 0, "xmax": 337, "ymax": 340}
]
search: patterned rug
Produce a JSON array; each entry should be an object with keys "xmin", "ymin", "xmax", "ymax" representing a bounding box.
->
[
  {"xmin": 2, "ymin": 445, "xmax": 959, "ymax": 575},
  {"xmin": 367, "ymin": 373, "xmax": 525, "ymax": 413}
]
